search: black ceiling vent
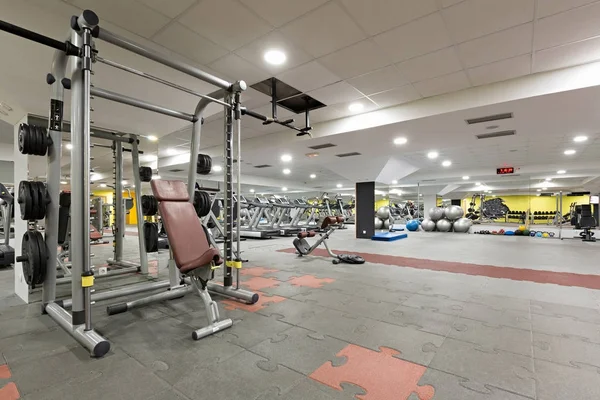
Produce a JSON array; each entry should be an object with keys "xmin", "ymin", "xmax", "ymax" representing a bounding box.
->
[
  {"xmin": 254, "ymin": 164, "xmax": 272, "ymax": 168},
  {"xmin": 476, "ymin": 130, "xmax": 516, "ymax": 139},
  {"xmin": 309, "ymin": 143, "xmax": 337, "ymax": 150},
  {"xmin": 569, "ymin": 191, "xmax": 591, "ymax": 196},
  {"xmin": 169, "ymin": 168, "xmax": 184, "ymax": 172},
  {"xmin": 466, "ymin": 113, "xmax": 513, "ymax": 125},
  {"xmin": 336, "ymin": 152, "xmax": 361, "ymax": 158}
]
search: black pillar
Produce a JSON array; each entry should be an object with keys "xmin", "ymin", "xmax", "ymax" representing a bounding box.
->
[{"xmin": 356, "ymin": 181, "xmax": 375, "ymax": 239}]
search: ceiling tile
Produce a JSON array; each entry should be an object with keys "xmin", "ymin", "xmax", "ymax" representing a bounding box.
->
[
  {"xmin": 208, "ymin": 54, "xmax": 270, "ymax": 85},
  {"xmin": 241, "ymin": 88, "xmax": 272, "ymax": 109},
  {"xmin": 325, "ymin": 98, "xmax": 380, "ymax": 118},
  {"xmin": 238, "ymin": 0, "xmax": 328, "ymax": 27},
  {"xmin": 152, "ymin": 23, "xmax": 229, "ymax": 65},
  {"xmin": 413, "ymin": 71, "xmax": 471, "ymax": 97},
  {"xmin": 309, "ymin": 105, "xmax": 348, "ymax": 123},
  {"xmin": 178, "ymin": 0, "xmax": 272, "ymax": 51},
  {"xmin": 307, "ymin": 81, "xmax": 364, "ymax": 105},
  {"xmin": 235, "ymin": 31, "xmax": 312, "ymax": 74},
  {"xmin": 468, "ymin": 55, "xmax": 531, "ymax": 86},
  {"xmin": 440, "ymin": 0, "xmax": 464, "ymax": 7},
  {"xmin": 534, "ymin": 2, "xmax": 600, "ymax": 50},
  {"xmin": 347, "ymin": 66, "xmax": 408, "ymax": 95},
  {"xmin": 533, "ymin": 36, "xmax": 600, "ymax": 73},
  {"xmin": 340, "ymin": 0, "xmax": 438, "ymax": 36},
  {"xmin": 537, "ymin": 0, "xmax": 597, "ymax": 18},
  {"xmin": 368, "ymin": 85, "xmax": 422, "ymax": 107},
  {"xmin": 442, "ymin": 0, "xmax": 535, "ymax": 43},
  {"xmin": 280, "ymin": 2, "xmax": 366, "ymax": 58},
  {"xmin": 373, "ymin": 13, "xmax": 452, "ymax": 63},
  {"xmin": 276, "ymin": 61, "xmax": 341, "ymax": 92},
  {"xmin": 137, "ymin": 0, "xmax": 196, "ymax": 18},
  {"xmin": 318, "ymin": 40, "xmax": 391, "ymax": 80},
  {"xmin": 396, "ymin": 47, "xmax": 462, "ymax": 82},
  {"xmin": 458, "ymin": 23, "xmax": 533, "ymax": 68},
  {"xmin": 69, "ymin": 0, "xmax": 170, "ymax": 37}
]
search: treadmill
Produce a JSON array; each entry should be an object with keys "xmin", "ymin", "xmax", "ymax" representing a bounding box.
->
[
  {"xmin": 270, "ymin": 196, "xmax": 302, "ymax": 236},
  {"xmin": 240, "ymin": 196, "xmax": 280, "ymax": 239}
]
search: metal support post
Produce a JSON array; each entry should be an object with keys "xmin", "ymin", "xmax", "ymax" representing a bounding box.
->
[
  {"xmin": 130, "ymin": 135, "xmax": 148, "ymax": 274},
  {"xmin": 114, "ymin": 141, "xmax": 124, "ymax": 261},
  {"xmin": 234, "ymin": 92, "xmax": 242, "ymax": 288},
  {"xmin": 223, "ymin": 95, "xmax": 234, "ymax": 288}
]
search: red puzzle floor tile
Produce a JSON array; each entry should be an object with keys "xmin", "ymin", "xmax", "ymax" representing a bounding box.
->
[
  {"xmin": 0, "ymin": 365, "xmax": 10, "ymax": 380},
  {"xmin": 0, "ymin": 383, "xmax": 20, "ymax": 400},
  {"xmin": 240, "ymin": 267, "xmax": 278, "ymax": 277},
  {"xmin": 310, "ymin": 344, "xmax": 435, "ymax": 400},
  {"xmin": 222, "ymin": 292, "xmax": 286, "ymax": 313},
  {"xmin": 241, "ymin": 277, "xmax": 281, "ymax": 291},
  {"xmin": 288, "ymin": 275, "xmax": 335, "ymax": 288}
]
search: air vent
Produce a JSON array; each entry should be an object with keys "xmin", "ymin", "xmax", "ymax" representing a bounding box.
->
[
  {"xmin": 421, "ymin": 179, "xmax": 436, "ymax": 182},
  {"xmin": 569, "ymin": 191, "xmax": 591, "ymax": 196},
  {"xmin": 254, "ymin": 164, "xmax": 272, "ymax": 168},
  {"xmin": 466, "ymin": 113, "xmax": 513, "ymax": 125},
  {"xmin": 309, "ymin": 143, "xmax": 337, "ymax": 150},
  {"xmin": 500, "ymin": 174, "xmax": 520, "ymax": 177},
  {"xmin": 336, "ymin": 152, "xmax": 361, "ymax": 158},
  {"xmin": 169, "ymin": 168, "xmax": 184, "ymax": 172},
  {"xmin": 476, "ymin": 130, "xmax": 516, "ymax": 139}
]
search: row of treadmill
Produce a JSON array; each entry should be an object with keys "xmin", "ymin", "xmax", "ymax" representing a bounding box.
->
[{"xmin": 203, "ymin": 193, "xmax": 355, "ymax": 239}]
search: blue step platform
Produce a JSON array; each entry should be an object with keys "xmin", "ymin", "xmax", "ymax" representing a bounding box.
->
[{"xmin": 371, "ymin": 232, "xmax": 408, "ymax": 242}]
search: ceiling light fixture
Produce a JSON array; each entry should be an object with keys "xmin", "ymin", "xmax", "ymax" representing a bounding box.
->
[
  {"xmin": 557, "ymin": 170, "xmax": 566, "ymax": 174},
  {"xmin": 212, "ymin": 165, "xmax": 223, "ymax": 172},
  {"xmin": 310, "ymin": 174, "xmax": 316, "ymax": 179},
  {"xmin": 348, "ymin": 102, "xmax": 364, "ymax": 112},
  {"xmin": 336, "ymin": 184, "xmax": 343, "ymax": 188},
  {"xmin": 427, "ymin": 151, "xmax": 439, "ymax": 159},
  {"xmin": 537, "ymin": 189, "xmax": 542, "ymax": 192},
  {"xmin": 393, "ymin": 137, "xmax": 408, "ymax": 145},
  {"xmin": 442, "ymin": 160, "xmax": 452, "ymax": 167},
  {"xmin": 462, "ymin": 176, "xmax": 470, "ymax": 180},
  {"xmin": 542, "ymin": 187, "xmax": 548, "ymax": 190},
  {"xmin": 122, "ymin": 180, "xmax": 127, "ymax": 185},
  {"xmin": 280, "ymin": 154, "xmax": 292, "ymax": 162},
  {"xmin": 545, "ymin": 178, "xmax": 552, "ymax": 182},
  {"xmin": 392, "ymin": 180, "xmax": 398, "ymax": 184},
  {"xmin": 564, "ymin": 149, "xmax": 576, "ymax": 155},
  {"xmin": 475, "ymin": 182, "xmax": 481, "ymax": 185},
  {"xmin": 60, "ymin": 181, "xmax": 67, "ymax": 185},
  {"xmin": 574, "ymin": 136, "xmax": 588, "ymax": 142},
  {"xmin": 66, "ymin": 143, "xmax": 73, "ymax": 150},
  {"xmin": 250, "ymin": 189, "xmax": 255, "ymax": 193},
  {"xmin": 264, "ymin": 49, "xmax": 286, "ymax": 65},
  {"xmin": 147, "ymin": 135, "xmax": 158, "ymax": 142},
  {"xmin": 100, "ymin": 183, "xmax": 107, "ymax": 188},
  {"xmin": 283, "ymin": 168, "xmax": 291, "ymax": 175},
  {"xmin": 282, "ymin": 187, "xmax": 288, "ymax": 192}
]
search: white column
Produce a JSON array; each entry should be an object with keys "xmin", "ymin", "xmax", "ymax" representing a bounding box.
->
[
  {"xmin": 422, "ymin": 194, "xmax": 438, "ymax": 219},
  {"xmin": 13, "ymin": 116, "xmax": 29, "ymax": 303}
]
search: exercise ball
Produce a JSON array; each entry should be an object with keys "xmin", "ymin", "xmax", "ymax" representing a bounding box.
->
[
  {"xmin": 376, "ymin": 206, "xmax": 390, "ymax": 220},
  {"xmin": 542, "ymin": 232, "xmax": 549, "ymax": 238},
  {"xmin": 518, "ymin": 225, "xmax": 526, "ymax": 231},
  {"xmin": 421, "ymin": 218, "xmax": 436, "ymax": 232},
  {"xmin": 374, "ymin": 217, "xmax": 384, "ymax": 230},
  {"xmin": 452, "ymin": 218, "xmax": 472, "ymax": 233},
  {"xmin": 444, "ymin": 205, "xmax": 464, "ymax": 221},
  {"xmin": 523, "ymin": 230, "xmax": 530, "ymax": 236},
  {"xmin": 383, "ymin": 219, "xmax": 390, "ymax": 229},
  {"xmin": 406, "ymin": 220, "xmax": 420, "ymax": 231},
  {"xmin": 436, "ymin": 218, "xmax": 452, "ymax": 232},
  {"xmin": 536, "ymin": 232, "xmax": 543, "ymax": 237},
  {"xmin": 505, "ymin": 231, "xmax": 515, "ymax": 236},
  {"xmin": 429, "ymin": 207, "xmax": 444, "ymax": 221}
]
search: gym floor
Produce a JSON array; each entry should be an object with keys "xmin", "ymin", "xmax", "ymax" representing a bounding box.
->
[{"xmin": 1, "ymin": 228, "xmax": 600, "ymax": 400}]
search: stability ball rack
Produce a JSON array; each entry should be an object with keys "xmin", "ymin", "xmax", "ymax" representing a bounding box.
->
[{"xmin": 0, "ymin": 10, "xmax": 255, "ymax": 357}]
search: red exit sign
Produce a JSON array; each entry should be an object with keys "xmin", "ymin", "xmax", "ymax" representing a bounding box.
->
[{"xmin": 496, "ymin": 167, "xmax": 515, "ymax": 175}]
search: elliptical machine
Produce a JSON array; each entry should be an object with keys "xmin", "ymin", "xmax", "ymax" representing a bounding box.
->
[{"xmin": 293, "ymin": 216, "xmax": 365, "ymax": 265}]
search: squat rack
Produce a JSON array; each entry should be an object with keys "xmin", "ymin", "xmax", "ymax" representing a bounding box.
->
[{"xmin": 1, "ymin": 10, "xmax": 255, "ymax": 357}]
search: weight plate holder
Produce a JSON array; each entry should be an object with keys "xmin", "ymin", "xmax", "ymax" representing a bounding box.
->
[{"xmin": 16, "ymin": 230, "xmax": 47, "ymax": 288}]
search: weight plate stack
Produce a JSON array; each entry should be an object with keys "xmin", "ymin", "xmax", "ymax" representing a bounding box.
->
[
  {"xmin": 16, "ymin": 231, "xmax": 47, "ymax": 288},
  {"xmin": 196, "ymin": 154, "xmax": 212, "ymax": 175},
  {"xmin": 18, "ymin": 123, "xmax": 49, "ymax": 156},
  {"xmin": 59, "ymin": 191, "xmax": 71, "ymax": 208},
  {"xmin": 143, "ymin": 222, "xmax": 159, "ymax": 253},
  {"xmin": 141, "ymin": 195, "xmax": 158, "ymax": 216},
  {"xmin": 17, "ymin": 181, "xmax": 48, "ymax": 221},
  {"xmin": 139, "ymin": 166, "xmax": 153, "ymax": 182},
  {"xmin": 193, "ymin": 190, "xmax": 211, "ymax": 217}
]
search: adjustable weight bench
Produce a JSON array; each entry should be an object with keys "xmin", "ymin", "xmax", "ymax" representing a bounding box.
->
[{"xmin": 107, "ymin": 180, "xmax": 232, "ymax": 340}]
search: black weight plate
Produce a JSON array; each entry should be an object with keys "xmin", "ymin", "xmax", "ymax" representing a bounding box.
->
[
  {"xmin": 20, "ymin": 232, "xmax": 33, "ymax": 284},
  {"xmin": 59, "ymin": 191, "xmax": 71, "ymax": 208},
  {"xmin": 33, "ymin": 231, "xmax": 47, "ymax": 284},
  {"xmin": 30, "ymin": 125, "xmax": 39, "ymax": 156},
  {"xmin": 30, "ymin": 182, "xmax": 40, "ymax": 220},
  {"xmin": 35, "ymin": 182, "xmax": 47, "ymax": 220},
  {"xmin": 18, "ymin": 124, "xmax": 27, "ymax": 154},
  {"xmin": 139, "ymin": 166, "xmax": 152, "ymax": 182},
  {"xmin": 39, "ymin": 126, "xmax": 48, "ymax": 156},
  {"xmin": 26, "ymin": 231, "xmax": 40, "ymax": 286},
  {"xmin": 18, "ymin": 181, "xmax": 32, "ymax": 220}
]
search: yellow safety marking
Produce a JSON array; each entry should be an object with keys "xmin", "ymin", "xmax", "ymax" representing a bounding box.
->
[
  {"xmin": 211, "ymin": 262, "xmax": 220, "ymax": 270},
  {"xmin": 81, "ymin": 275, "xmax": 95, "ymax": 288},
  {"xmin": 226, "ymin": 260, "xmax": 242, "ymax": 269}
]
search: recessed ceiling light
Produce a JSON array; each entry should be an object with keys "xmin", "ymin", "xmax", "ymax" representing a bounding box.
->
[
  {"xmin": 393, "ymin": 137, "xmax": 408, "ymax": 145},
  {"xmin": 65, "ymin": 143, "xmax": 73, "ymax": 150},
  {"xmin": 419, "ymin": 193, "xmax": 423, "ymax": 196},
  {"xmin": 147, "ymin": 135, "xmax": 158, "ymax": 142},
  {"xmin": 90, "ymin": 173, "xmax": 100, "ymax": 181},
  {"xmin": 542, "ymin": 187, "xmax": 548, "ymax": 190},
  {"xmin": 348, "ymin": 103, "xmax": 364, "ymax": 112},
  {"xmin": 100, "ymin": 183, "xmax": 107, "ymax": 188},
  {"xmin": 462, "ymin": 176, "xmax": 470, "ymax": 180},
  {"xmin": 545, "ymin": 178, "xmax": 552, "ymax": 182},
  {"xmin": 282, "ymin": 187, "xmax": 288, "ymax": 191},
  {"xmin": 281, "ymin": 154, "xmax": 292, "ymax": 162},
  {"xmin": 442, "ymin": 160, "xmax": 452, "ymax": 167},
  {"xmin": 557, "ymin": 170, "xmax": 566, "ymax": 174},
  {"xmin": 392, "ymin": 180, "xmax": 398, "ymax": 184},
  {"xmin": 60, "ymin": 181, "xmax": 67, "ymax": 185},
  {"xmin": 427, "ymin": 151, "xmax": 439, "ymax": 159},
  {"xmin": 122, "ymin": 180, "xmax": 127, "ymax": 185},
  {"xmin": 283, "ymin": 168, "xmax": 291, "ymax": 175},
  {"xmin": 537, "ymin": 189, "xmax": 542, "ymax": 192},
  {"xmin": 574, "ymin": 136, "xmax": 588, "ymax": 142},
  {"xmin": 212, "ymin": 165, "xmax": 223, "ymax": 172},
  {"xmin": 564, "ymin": 149, "xmax": 576, "ymax": 155},
  {"xmin": 250, "ymin": 189, "xmax": 255, "ymax": 193},
  {"xmin": 475, "ymin": 182, "xmax": 481, "ymax": 185},
  {"xmin": 264, "ymin": 49, "xmax": 286, "ymax": 65},
  {"xmin": 336, "ymin": 184, "xmax": 343, "ymax": 188},
  {"xmin": 310, "ymin": 174, "xmax": 316, "ymax": 179}
]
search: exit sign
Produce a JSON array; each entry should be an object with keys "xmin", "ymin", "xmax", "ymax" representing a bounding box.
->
[{"xmin": 496, "ymin": 167, "xmax": 515, "ymax": 175}]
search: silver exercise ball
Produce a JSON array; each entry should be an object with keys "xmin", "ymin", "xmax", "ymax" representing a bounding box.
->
[
  {"xmin": 374, "ymin": 217, "xmax": 384, "ymax": 230},
  {"xmin": 453, "ymin": 218, "xmax": 472, "ymax": 233},
  {"xmin": 444, "ymin": 205, "xmax": 464, "ymax": 221},
  {"xmin": 436, "ymin": 218, "xmax": 452, "ymax": 232},
  {"xmin": 376, "ymin": 206, "xmax": 390, "ymax": 220},
  {"xmin": 383, "ymin": 219, "xmax": 390, "ymax": 229},
  {"xmin": 421, "ymin": 218, "xmax": 436, "ymax": 232},
  {"xmin": 428, "ymin": 207, "xmax": 444, "ymax": 221}
]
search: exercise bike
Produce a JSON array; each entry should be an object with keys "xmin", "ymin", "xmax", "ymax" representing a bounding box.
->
[{"xmin": 293, "ymin": 216, "xmax": 364, "ymax": 264}]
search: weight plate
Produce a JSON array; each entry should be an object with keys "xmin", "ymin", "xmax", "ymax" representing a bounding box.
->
[
  {"xmin": 33, "ymin": 231, "xmax": 47, "ymax": 285},
  {"xmin": 18, "ymin": 124, "xmax": 27, "ymax": 154},
  {"xmin": 35, "ymin": 182, "xmax": 47, "ymax": 220},
  {"xmin": 139, "ymin": 166, "xmax": 153, "ymax": 182},
  {"xmin": 31, "ymin": 125, "xmax": 40, "ymax": 156},
  {"xmin": 18, "ymin": 181, "xmax": 32, "ymax": 220},
  {"xmin": 39, "ymin": 127, "xmax": 48, "ymax": 156}
]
